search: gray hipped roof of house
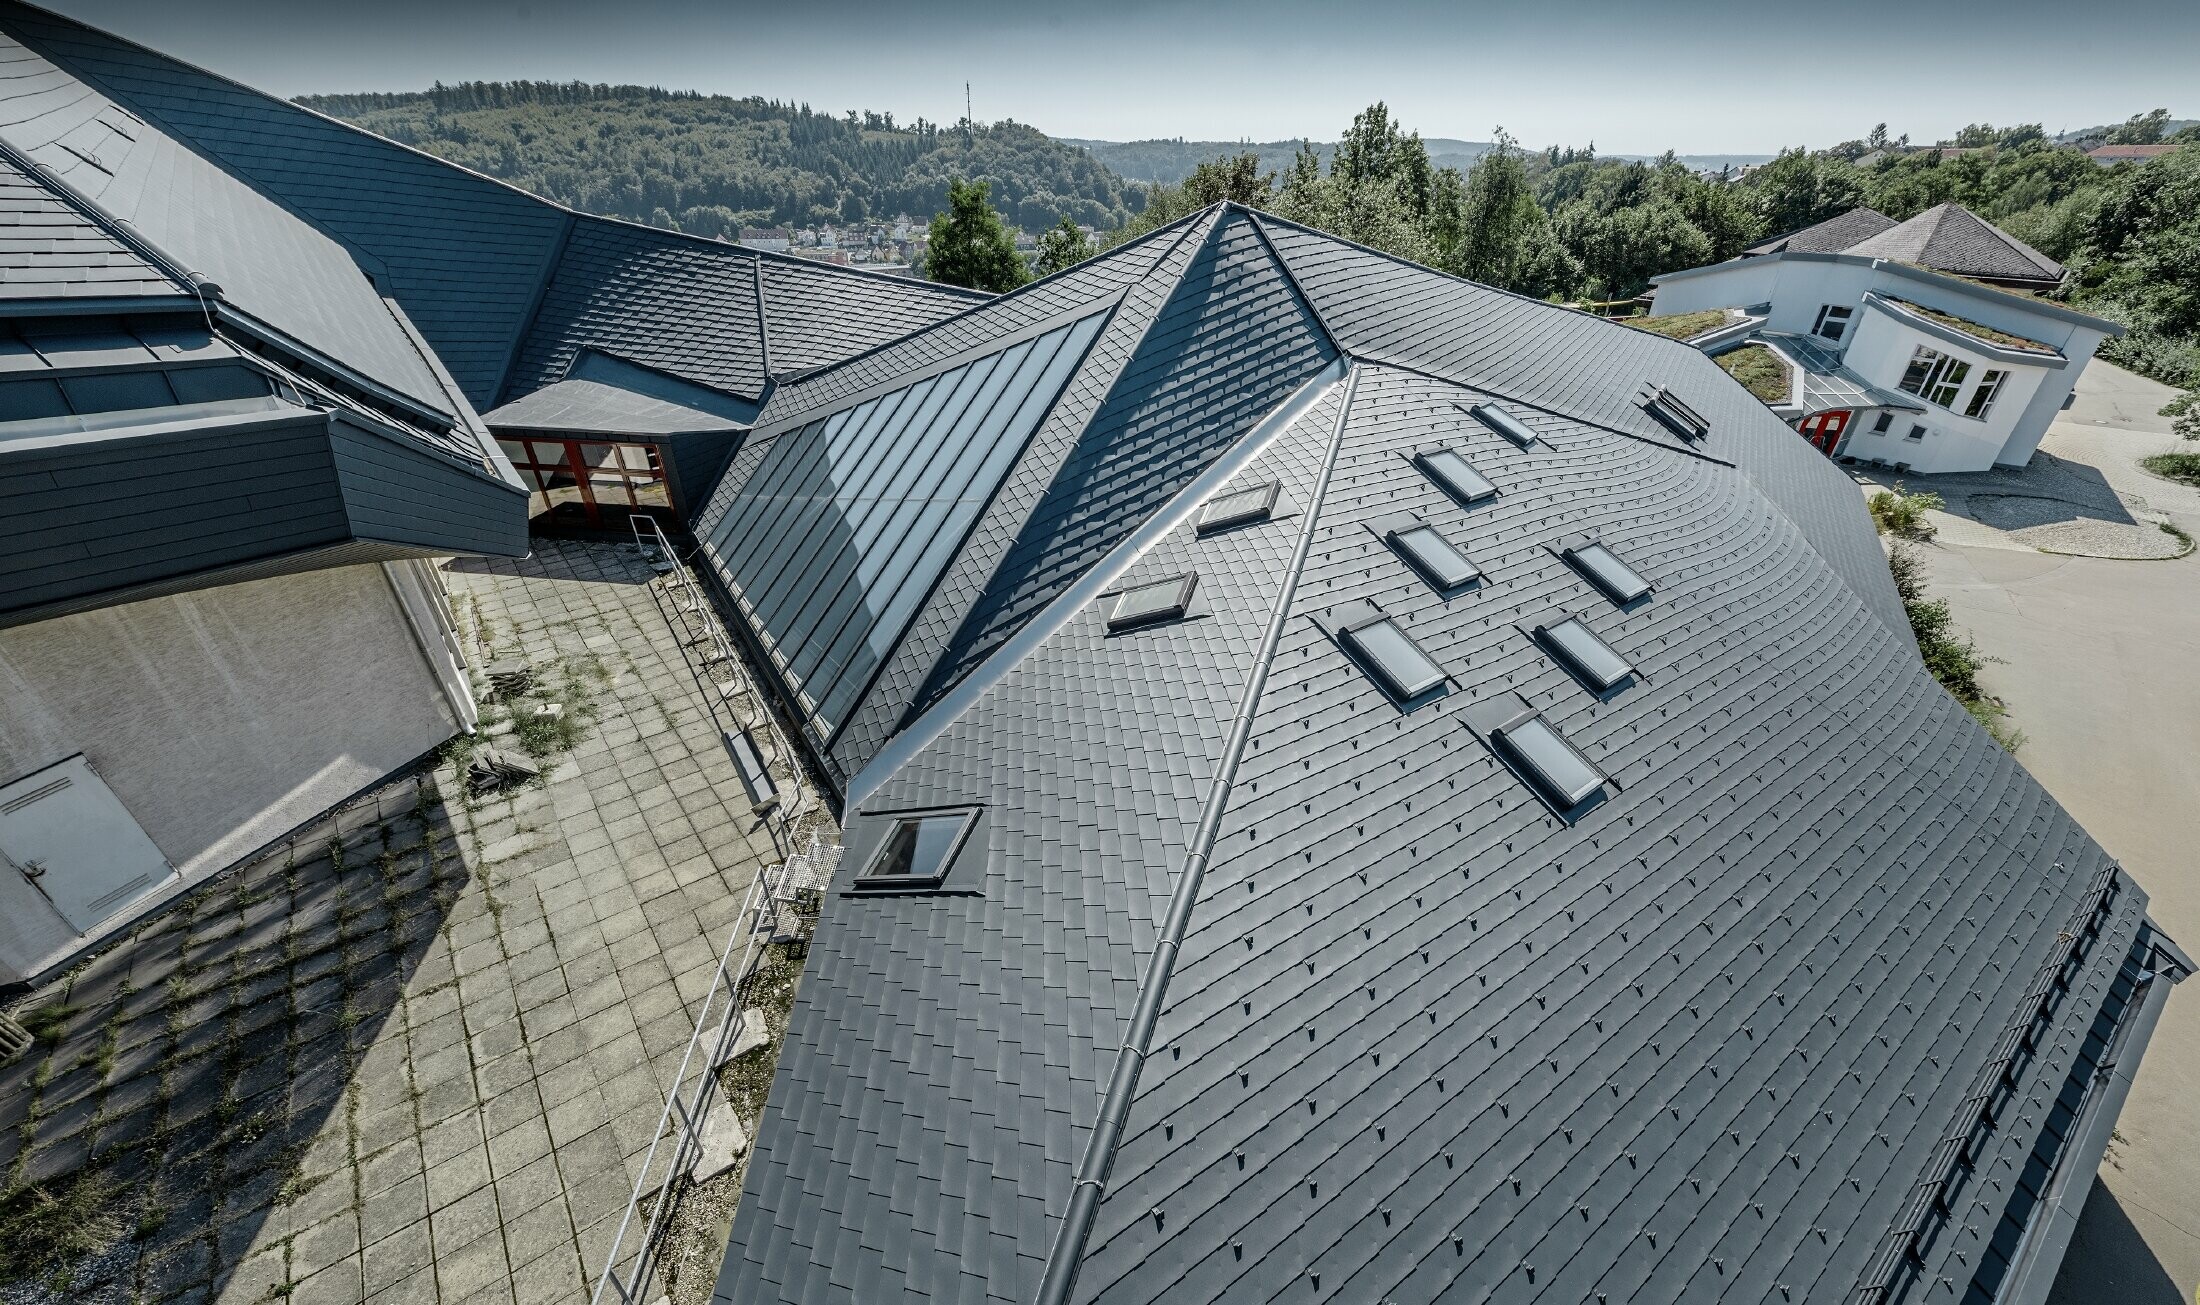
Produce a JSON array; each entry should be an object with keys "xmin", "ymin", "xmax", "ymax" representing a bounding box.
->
[
  {"xmin": 1743, "ymin": 207, "xmax": 1898, "ymax": 257},
  {"xmin": 1841, "ymin": 204, "xmax": 2065, "ymax": 288},
  {"xmin": 703, "ymin": 204, "xmax": 2185, "ymax": 1305},
  {"xmin": 1741, "ymin": 204, "xmax": 2063, "ymax": 289}
]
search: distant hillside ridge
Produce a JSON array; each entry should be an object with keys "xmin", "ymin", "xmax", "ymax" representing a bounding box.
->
[
  {"xmin": 1064, "ymin": 136, "xmax": 1492, "ymax": 183},
  {"xmin": 300, "ymin": 81, "xmax": 1141, "ymax": 235},
  {"xmin": 1063, "ymin": 136, "xmax": 1776, "ymax": 183}
]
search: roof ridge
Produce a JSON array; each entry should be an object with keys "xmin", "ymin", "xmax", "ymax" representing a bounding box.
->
[
  {"xmin": 753, "ymin": 206, "xmax": 1217, "ymax": 417},
  {"xmin": 1033, "ymin": 362, "xmax": 1362, "ymax": 1305}
]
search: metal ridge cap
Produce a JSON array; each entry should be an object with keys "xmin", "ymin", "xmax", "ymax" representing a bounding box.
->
[
  {"xmin": 840, "ymin": 352, "xmax": 1351, "ymax": 813},
  {"xmin": 1032, "ymin": 363, "xmax": 1361, "ymax": 1305}
]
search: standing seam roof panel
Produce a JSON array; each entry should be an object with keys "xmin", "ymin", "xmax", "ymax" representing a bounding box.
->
[{"xmin": 703, "ymin": 314, "xmax": 1105, "ymax": 734}]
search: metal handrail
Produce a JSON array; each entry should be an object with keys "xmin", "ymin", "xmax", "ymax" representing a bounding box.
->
[
  {"xmin": 629, "ymin": 515, "xmax": 809, "ymax": 836},
  {"xmin": 588, "ymin": 518, "xmax": 817, "ymax": 1304},
  {"xmin": 589, "ymin": 856, "xmax": 787, "ymax": 1305}
]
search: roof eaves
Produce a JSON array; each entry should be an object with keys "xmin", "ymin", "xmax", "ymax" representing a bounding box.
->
[{"xmin": 1863, "ymin": 292, "xmax": 2075, "ymax": 366}]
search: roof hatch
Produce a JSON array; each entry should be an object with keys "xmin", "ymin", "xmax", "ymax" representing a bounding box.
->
[
  {"xmin": 1470, "ymin": 402, "xmax": 1540, "ymax": 448},
  {"xmin": 1197, "ymin": 482, "xmax": 1281, "ymax": 535},
  {"xmin": 1492, "ymin": 715, "xmax": 1609, "ymax": 810},
  {"xmin": 1535, "ymin": 616, "xmax": 1634, "ymax": 692},
  {"xmin": 1387, "ymin": 523, "xmax": 1480, "ymax": 592},
  {"xmin": 1340, "ymin": 612, "xmax": 1449, "ymax": 701},
  {"xmin": 1640, "ymin": 385, "xmax": 1709, "ymax": 439},
  {"xmin": 854, "ymin": 808, "xmax": 979, "ymax": 890}
]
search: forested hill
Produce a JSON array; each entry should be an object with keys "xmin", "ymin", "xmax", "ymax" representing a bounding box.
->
[
  {"xmin": 300, "ymin": 82, "xmax": 1140, "ymax": 235},
  {"xmin": 1065, "ymin": 137, "xmax": 1495, "ymax": 184}
]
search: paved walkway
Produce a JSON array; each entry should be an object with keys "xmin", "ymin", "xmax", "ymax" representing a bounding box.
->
[
  {"xmin": 0, "ymin": 541, "xmax": 785, "ymax": 1304},
  {"xmin": 1851, "ymin": 361, "xmax": 2200, "ymax": 561},
  {"xmin": 1873, "ymin": 362, "xmax": 2200, "ymax": 1303}
]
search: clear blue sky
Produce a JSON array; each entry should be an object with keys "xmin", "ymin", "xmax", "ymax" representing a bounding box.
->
[{"xmin": 40, "ymin": 0, "xmax": 2196, "ymax": 155}]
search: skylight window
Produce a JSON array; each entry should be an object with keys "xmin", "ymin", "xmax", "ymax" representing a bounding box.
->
[
  {"xmin": 1414, "ymin": 448, "xmax": 1498, "ymax": 504},
  {"xmin": 1640, "ymin": 385, "xmax": 1709, "ymax": 439},
  {"xmin": 1471, "ymin": 402, "xmax": 1540, "ymax": 448},
  {"xmin": 1388, "ymin": 524, "xmax": 1480, "ymax": 591},
  {"xmin": 1492, "ymin": 716, "xmax": 1608, "ymax": 810},
  {"xmin": 855, "ymin": 809, "xmax": 978, "ymax": 890},
  {"xmin": 1535, "ymin": 617, "xmax": 1634, "ymax": 691},
  {"xmin": 1564, "ymin": 543, "xmax": 1652, "ymax": 605},
  {"xmin": 1109, "ymin": 573, "xmax": 1196, "ymax": 631},
  {"xmin": 1340, "ymin": 614, "xmax": 1448, "ymax": 701},
  {"xmin": 1197, "ymin": 482, "xmax": 1280, "ymax": 534}
]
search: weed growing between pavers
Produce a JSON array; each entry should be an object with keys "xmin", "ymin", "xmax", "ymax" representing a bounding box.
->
[{"xmin": 0, "ymin": 772, "xmax": 466, "ymax": 1300}]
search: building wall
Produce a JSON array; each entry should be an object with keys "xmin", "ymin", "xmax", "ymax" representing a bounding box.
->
[
  {"xmin": 0, "ymin": 564, "xmax": 461, "ymax": 914},
  {"xmin": 1651, "ymin": 256, "xmax": 2113, "ymax": 473},
  {"xmin": 1839, "ymin": 307, "xmax": 2053, "ymax": 473}
]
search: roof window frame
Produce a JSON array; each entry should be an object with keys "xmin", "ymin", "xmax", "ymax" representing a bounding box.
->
[
  {"xmin": 1196, "ymin": 481, "xmax": 1282, "ymax": 535},
  {"xmin": 1384, "ymin": 520, "xmax": 1482, "ymax": 594},
  {"xmin": 1490, "ymin": 712, "xmax": 1611, "ymax": 815},
  {"xmin": 1639, "ymin": 384, "xmax": 1710, "ymax": 439},
  {"xmin": 1107, "ymin": 572, "xmax": 1198, "ymax": 632},
  {"xmin": 1333, "ymin": 606, "xmax": 1451, "ymax": 704},
  {"xmin": 1530, "ymin": 613, "xmax": 1638, "ymax": 695},
  {"xmin": 1557, "ymin": 539, "xmax": 1654, "ymax": 607},
  {"xmin": 1467, "ymin": 401, "xmax": 1541, "ymax": 448},
  {"xmin": 1411, "ymin": 447, "xmax": 1500, "ymax": 506},
  {"xmin": 851, "ymin": 806, "xmax": 982, "ymax": 892}
]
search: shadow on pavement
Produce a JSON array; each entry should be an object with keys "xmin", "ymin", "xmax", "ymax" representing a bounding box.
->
[
  {"xmin": 1853, "ymin": 453, "xmax": 2140, "ymax": 530},
  {"xmin": 2046, "ymin": 1178, "xmax": 2189, "ymax": 1305}
]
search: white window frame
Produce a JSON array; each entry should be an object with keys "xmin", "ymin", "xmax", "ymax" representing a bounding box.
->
[
  {"xmin": 1964, "ymin": 369, "xmax": 2008, "ymax": 420},
  {"xmin": 1897, "ymin": 346, "xmax": 1972, "ymax": 410},
  {"xmin": 1812, "ymin": 303, "xmax": 1855, "ymax": 342}
]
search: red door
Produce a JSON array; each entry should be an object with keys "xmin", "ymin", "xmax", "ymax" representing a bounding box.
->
[{"xmin": 1797, "ymin": 409, "xmax": 1850, "ymax": 457}]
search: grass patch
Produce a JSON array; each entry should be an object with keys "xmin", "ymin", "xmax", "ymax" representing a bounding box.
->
[
  {"xmin": 1869, "ymin": 484, "xmax": 1945, "ymax": 540},
  {"xmin": 2141, "ymin": 451, "xmax": 2200, "ymax": 487},
  {"xmin": 1621, "ymin": 308, "xmax": 1730, "ymax": 341},
  {"xmin": 1887, "ymin": 298, "xmax": 2056, "ymax": 354},
  {"xmin": 0, "ymin": 1169, "xmax": 133, "ymax": 1283},
  {"xmin": 1889, "ymin": 543, "xmax": 2024, "ymax": 752},
  {"xmin": 1715, "ymin": 344, "xmax": 1791, "ymax": 404},
  {"xmin": 15, "ymin": 1002, "xmax": 76, "ymax": 1045}
]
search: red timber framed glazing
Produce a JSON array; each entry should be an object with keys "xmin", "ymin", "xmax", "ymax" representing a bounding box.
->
[{"xmin": 496, "ymin": 437, "xmax": 673, "ymax": 527}]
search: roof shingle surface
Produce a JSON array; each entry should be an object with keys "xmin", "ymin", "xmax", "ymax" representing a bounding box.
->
[
  {"xmin": 1840, "ymin": 203, "xmax": 2064, "ymax": 285},
  {"xmin": 0, "ymin": 144, "xmax": 178, "ymax": 299},
  {"xmin": 707, "ymin": 206, "xmax": 2170, "ymax": 1305}
]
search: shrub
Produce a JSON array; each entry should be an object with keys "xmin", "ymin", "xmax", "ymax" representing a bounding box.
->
[
  {"xmin": 1869, "ymin": 484, "xmax": 1945, "ymax": 539},
  {"xmin": 1887, "ymin": 542, "xmax": 2021, "ymax": 751},
  {"xmin": 2142, "ymin": 451, "xmax": 2200, "ymax": 486}
]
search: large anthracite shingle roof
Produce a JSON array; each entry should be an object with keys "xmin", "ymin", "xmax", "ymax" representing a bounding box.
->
[{"xmin": 707, "ymin": 204, "xmax": 2182, "ymax": 1305}]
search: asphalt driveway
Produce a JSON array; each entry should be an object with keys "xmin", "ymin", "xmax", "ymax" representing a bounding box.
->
[{"xmin": 1902, "ymin": 362, "xmax": 2200, "ymax": 1304}]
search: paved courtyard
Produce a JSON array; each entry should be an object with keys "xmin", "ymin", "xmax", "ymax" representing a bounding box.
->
[
  {"xmin": 1877, "ymin": 363, "xmax": 2200, "ymax": 1304},
  {"xmin": 0, "ymin": 541, "xmax": 787, "ymax": 1304}
]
